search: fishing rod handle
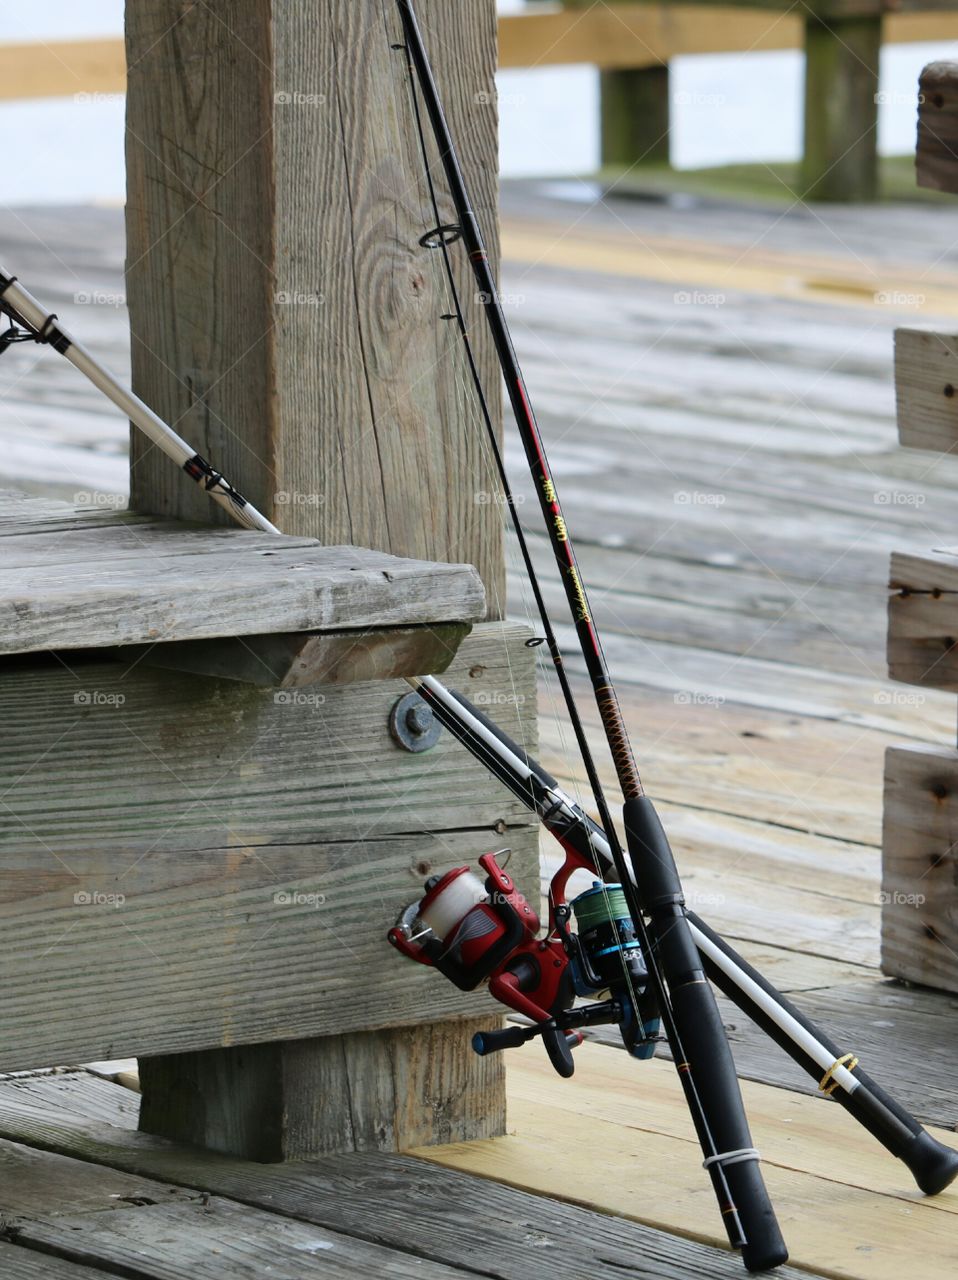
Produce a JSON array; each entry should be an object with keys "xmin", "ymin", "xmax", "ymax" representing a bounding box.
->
[
  {"xmin": 690, "ymin": 913, "xmax": 958, "ymax": 1196},
  {"xmin": 625, "ymin": 796, "xmax": 788, "ymax": 1272},
  {"xmin": 418, "ymin": 680, "xmax": 958, "ymax": 1197}
]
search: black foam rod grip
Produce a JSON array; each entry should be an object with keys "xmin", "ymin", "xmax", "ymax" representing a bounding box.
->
[
  {"xmin": 688, "ymin": 911, "xmax": 958, "ymax": 1196},
  {"xmin": 624, "ymin": 796, "xmax": 789, "ymax": 1272}
]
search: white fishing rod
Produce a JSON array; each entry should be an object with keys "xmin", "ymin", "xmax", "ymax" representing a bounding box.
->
[
  {"xmin": 0, "ymin": 269, "xmax": 279, "ymax": 534},
  {"xmin": 3, "ymin": 263, "xmax": 957, "ymax": 1202}
]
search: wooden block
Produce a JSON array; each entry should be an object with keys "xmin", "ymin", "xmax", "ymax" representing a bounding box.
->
[
  {"xmin": 888, "ymin": 549, "xmax": 958, "ymax": 690},
  {"xmin": 139, "ymin": 1015, "xmax": 505, "ymax": 1160},
  {"xmin": 115, "ymin": 622, "xmax": 471, "ymax": 688},
  {"xmin": 882, "ymin": 743, "xmax": 958, "ymax": 993},
  {"xmin": 918, "ymin": 60, "xmax": 958, "ymax": 194},
  {"xmin": 0, "ymin": 623, "xmax": 538, "ymax": 1071},
  {"xmin": 895, "ymin": 327, "xmax": 958, "ymax": 453}
]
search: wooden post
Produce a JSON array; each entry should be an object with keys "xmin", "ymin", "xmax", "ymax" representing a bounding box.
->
[
  {"xmin": 801, "ymin": 7, "xmax": 882, "ymax": 201},
  {"xmin": 124, "ymin": 0, "xmax": 513, "ymax": 1159},
  {"xmin": 564, "ymin": 2, "xmax": 670, "ymax": 169},
  {"xmin": 599, "ymin": 65, "xmax": 671, "ymax": 168},
  {"xmin": 125, "ymin": 0, "xmax": 503, "ymax": 604}
]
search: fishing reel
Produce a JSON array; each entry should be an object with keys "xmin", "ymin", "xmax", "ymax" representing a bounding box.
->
[{"xmin": 387, "ymin": 848, "xmax": 660, "ymax": 1077}]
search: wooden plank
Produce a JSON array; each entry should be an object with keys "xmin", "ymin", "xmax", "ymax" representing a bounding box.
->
[
  {"xmin": 917, "ymin": 61, "xmax": 958, "ymax": 194},
  {"xmin": 0, "ymin": 1138, "xmax": 475, "ymax": 1280},
  {"xmin": 116, "ymin": 622, "xmax": 472, "ymax": 688},
  {"xmin": 0, "ymin": 623, "xmax": 534, "ymax": 855},
  {"xmin": 0, "ymin": 1242, "xmax": 120, "ymax": 1280},
  {"xmin": 124, "ymin": 0, "xmax": 504, "ymax": 606},
  {"xmin": 558, "ymin": 625, "xmax": 954, "ymax": 742},
  {"xmin": 499, "ymin": 4, "xmax": 803, "ymax": 69},
  {"xmin": 0, "ymin": 624, "xmax": 539, "ymax": 1071},
  {"xmin": 0, "ymin": 1075, "xmax": 820, "ymax": 1280},
  {"xmin": 419, "ymin": 1043, "xmax": 958, "ymax": 1280},
  {"xmin": 895, "ymin": 327, "xmax": 958, "ymax": 454},
  {"xmin": 0, "ymin": 39, "xmax": 125, "ymax": 103},
  {"xmin": 882, "ymin": 743, "xmax": 958, "ymax": 993},
  {"xmin": 888, "ymin": 549, "xmax": 958, "ymax": 690},
  {"xmin": 0, "ymin": 525, "xmax": 485, "ymax": 657},
  {"xmin": 11, "ymin": 1198, "xmax": 478, "ymax": 1280}
]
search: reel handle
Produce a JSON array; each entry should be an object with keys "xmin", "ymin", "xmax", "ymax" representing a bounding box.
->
[{"xmin": 472, "ymin": 1022, "xmax": 582, "ymax": 1076}]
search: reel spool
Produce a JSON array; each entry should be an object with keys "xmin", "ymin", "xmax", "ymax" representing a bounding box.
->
[{"xmin": 569, "ymin": 881, "xmax": 647, "ymax": 995}]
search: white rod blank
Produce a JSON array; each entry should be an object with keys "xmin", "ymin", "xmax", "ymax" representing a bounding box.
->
[{"xmin": 0, "ymin": 268, "xmax": 280, "ymax": 534}]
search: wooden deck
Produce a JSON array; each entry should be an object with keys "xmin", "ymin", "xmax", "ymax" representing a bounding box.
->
[{"xmin": 2, "ymin": 186, "xmax": 958, "ymax": 1275}]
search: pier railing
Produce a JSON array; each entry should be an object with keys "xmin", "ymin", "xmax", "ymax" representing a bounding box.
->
[{"xmin": 3, "ymin": 2, "xmax": 958, "ymax": 200}]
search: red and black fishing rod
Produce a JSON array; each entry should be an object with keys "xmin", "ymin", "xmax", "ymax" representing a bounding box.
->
[{"xmin": 395, "ymin": 1, "xmax": 787, "ymax": 1269}]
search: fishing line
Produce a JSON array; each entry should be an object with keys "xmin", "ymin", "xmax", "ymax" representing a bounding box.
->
[{"xmin": 395, "ymin": 34, "xmax": 656, "ymax": 1004}]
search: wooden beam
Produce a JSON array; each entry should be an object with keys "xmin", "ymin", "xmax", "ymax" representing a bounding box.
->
[
  {"xmin": 801, "ymin": 12, "xmax": 882, "ymax": 201},
  {"xmin": 0, "ymin": 38, "xmax": 124, "ymax": 102},
  {"xmin": 887, "ymin": 550, "xmax": 958, "ymax": 690},
  {"xmin": 5, "ymin": 13, "xmax": 958, "ymax": 100},
  {"xmin": 883, "ymin": 743, "xmax": 958, "ymax": 994},
  {"xmin": 895, "ymin": 327, "xmax": 958, "ymax": 454},
  {"xmin": 917, "ymin": 60, "xmax": 958, "ymax": 194},
  {"xmin": 0, "ymin": 624, "xmax": 538, "ymax": 1075},
  {"xmin": 138, "ymin": 1017, "xmax": 505, "ymax": 1161}
]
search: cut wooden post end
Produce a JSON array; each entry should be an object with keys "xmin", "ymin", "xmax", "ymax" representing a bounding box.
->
[
  {"xmin": 917, "ymin": 61, "xmax": 958, "ymax": 194},
  {"xmin": 882, "ymin": 743, "xmax": 958, "ymax": 993},
  {"xmin": 895, "ymin": 327, "xmax": 958, "ymax": 455},
  {"xmin": 888, "ymin": 550, "xmax": 958, "ymax": 691}
]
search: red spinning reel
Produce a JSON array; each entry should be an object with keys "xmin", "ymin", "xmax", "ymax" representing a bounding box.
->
[{"xmin": 387, "ymin": 848, "xmax": 658, "ymax": 1076}]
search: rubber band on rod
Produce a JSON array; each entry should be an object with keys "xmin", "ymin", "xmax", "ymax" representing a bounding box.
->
[
  {"xmin": 818, "ymin": 1053, "xmax": 858, "ymax": 1097},
  {"xmin": 702, "ymin": 1147, "xmax": 760, "ymax": 1170}
]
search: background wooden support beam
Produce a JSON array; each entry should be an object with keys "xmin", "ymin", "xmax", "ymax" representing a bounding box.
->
[
  {"xmin": 882, "ymin": 743, "xmax": 958, "ymax": 994},
  {"xmin": 917, "ymin": 61, "xmax": 958, "ymax": 194},
  {"xmin": 599, "ymin": 65, "xmax": 671, "ymax": 168},
  {"xmin": 895, "ymin": 327, "xmax": 958, "ymax": 455},
  {"xmin": 801, "ymin": 12, "xmax": 882, "ymax": 201},
  {"xmin": 123, "ymin": 0, "xmax": 511, "ymax": 1159}
]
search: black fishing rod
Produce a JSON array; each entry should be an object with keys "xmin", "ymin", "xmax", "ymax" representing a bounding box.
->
[
  {"xmin": 395, "ymin": 1, "xmax": 787, "ymax": 1269},
  {"xmin": 415, "ymin": 676, "xmax": 958, "ymax": 1199}
]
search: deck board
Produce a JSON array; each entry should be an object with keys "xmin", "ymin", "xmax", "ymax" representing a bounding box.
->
[
  {"xmin": 0, "ymin": 1073, "xmax": 820, "ymax": 1280},
  {"xmin": 3, "ymin": 187, "xmax": 958, "ymax": 1277}
]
